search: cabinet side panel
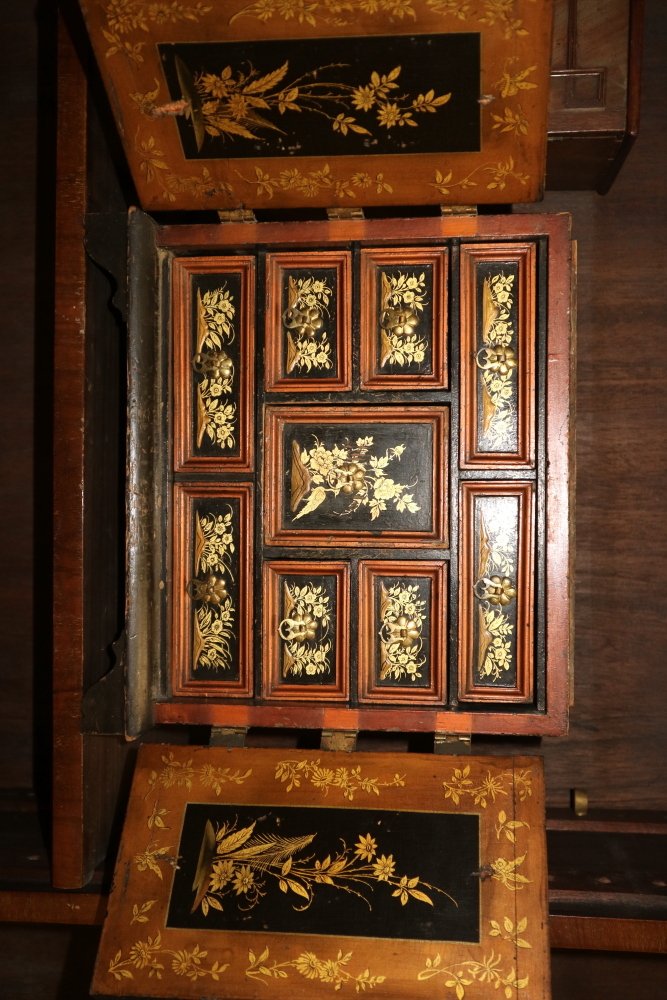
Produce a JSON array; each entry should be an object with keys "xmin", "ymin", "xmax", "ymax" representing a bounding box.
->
[{"xmin": 52, "ymin": 15, "xmax": 88, "ymax": 888}]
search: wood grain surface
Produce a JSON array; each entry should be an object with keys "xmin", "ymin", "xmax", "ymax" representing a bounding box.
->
[
  {"xmin": 91, "ymin": 748, "xmax": 550, "ymax": 999},
  {"xmin": 0, "ymin": 0, "xmax": 37, "ymax": 789},
  {"xmin": 51, "ymin": 15, "xmax": 88, "ymax": 888},
  {"xmin": 515, "ymin": 0, "xmax": 667, "ymax": 809}
]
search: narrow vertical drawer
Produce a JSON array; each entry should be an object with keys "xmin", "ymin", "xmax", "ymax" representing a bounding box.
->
[
  {"xmin": 460, "ymin": 243, "xmax": 536, "ymax": 467},
  {"xmin": 459, "ymin": 482, "xmax": 535, "ymax": 702},
  {"xmin": 262, "ymin": 561, "xmax": 350, "ymax": 702},
  {"xmin": 358, "ymin": 560, "xmax": 447, "ymax": 705},
  {"xmin": 360, "ymin": 247, "xmax": 448, "ymax": 390},
  {"xmin": 172, "ymin": 483, "xmax": 253, "ymax": 698},
  {"xmin": 265, "ymin": 251, "xmax": 352, "ymax": 392},
  {"xmin": 173, "ymin": 256, "xmax": 255, "ymax": 472}
]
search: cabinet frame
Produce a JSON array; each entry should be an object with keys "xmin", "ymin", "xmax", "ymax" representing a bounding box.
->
[{"xmin": 130, "ymin": 213, "xmax": 572, "ymax": 739}]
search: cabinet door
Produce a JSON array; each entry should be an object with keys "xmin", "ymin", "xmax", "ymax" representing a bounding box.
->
[{"xmin": 127, "ymin": 213, "xmax": 571, "ymax": 738}]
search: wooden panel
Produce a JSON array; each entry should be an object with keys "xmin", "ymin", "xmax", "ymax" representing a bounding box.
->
[
  {"xmin": 550, "ymin": 914, "xmax": 667, "ymax": 953},
  {"xmin": 0, "ymin": 891, "xmax": 107, "ymax": 926},
  {"xmin": 91, "ymin": 748, "xmax": 549, "ymax": 999},
  {"xmin": 262, "ymin": 561, "xmax": 350, "ymax": 701},
  {"xmin": 76, "ymin": 1, "xmax": 552, "ymax": 210},
  {"xmin": 515, "ymin": 0, "xmax": 665, "ymax": 807},
  {"xmin": 459, "ymin": 482, "xmax": 535, "ymax": 703},
  {"xmin": 0, "ymin": 0, "xmax": 36, "ymax": 787},
  {"xmin": 264, "ymin": 405, "xmax": 448, "ymax": 548},
  {"xmin": 358, "ymin": 560, "xmax": 446, "ymax": 705},
  {"xmin": 154, "ymin": 701, "xmax": 568, "ymax": 736},
  {"xmin": 546, "ymin": 0, "xmax": 644, "ymax": 193},
  {"xmin": 52, "ymin": 14, "xmax": 89, "ymax": 889},
  {"xmin": 172, "ymin": 483, "xmax": 253, "ymax": 698},
  {"xmin": 265, "ymin": 251, "xmax": 351, "ymax": 392},
  {"xmin": 156, "ymin": 214, "xmax": 568, "ymax": 250},
  {"xmin": 359, "ymin": 247, "xmax": 448, "ymax": 390},
  {"xmin": 173, "ymin": 256, "xmax": 255, "ymax": 473},
  {"xmin": 551, "ymin": 949, "xmax": 667, "ymax": 1000},
  {"xmin": 460, "ymin": 243, "xmax": 536, "ymax": 468}
]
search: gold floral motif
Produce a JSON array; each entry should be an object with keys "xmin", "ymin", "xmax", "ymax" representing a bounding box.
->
[
  {"xmin": 193, "ymin": 285, "xmax": 237, "ymax": 450},
  {"xmin": 417, "ymin": 950, "xmax": 529, "ymax": 999},
  {"xmin": 491, "ymin": 104, "xmax": 529, "ymax": 135},
  {"xmin": 190, "ymin": 60, "xmax": 449, "ymax": 146},
  {"xmin": 230, "ymin": 0, "xmax": 416, "ymax": 27},
  {"xmin": 489, "ymin": 915, "xmax": 532, "ymax": 948},
  {"xmin": 378, "ymin": 582, "xmax": 426, "ymax": 682},
  {"xmin": 276, "ymin": 757, "xmax": 405, "ymax": 800},
  {"xmin": 284, "ymin": 275, "xmax": 333, "ymax": 373},
  {"xmin": 474, "ymin": 511, "xmax": 516, "ymax": 682},
  {"xmin": 230, "ymin": 0, "xmax": 534, "ymax": 39},
  {"xmin": 280, "ymin": 581, "xmax": 332, "ymax": 678},
  {"xmin": 108, "ymin": 930, "xmax": 229, "ymax": 982},
  {"xmin": 188, "ymin": 510, "xmax": 236, "ymax": 671},
  {"xmin": 476, "ymin": 272, "xmax": 517, "ymax": 446},
  {"xmin": 429, "ymin": 157, "xmax": 530, "ymax": 197},
  {"xmin": 245, "ymin": 945, "xmax": 387, "ymax": 991},
  {"xmin": 131, "ymin": 900, "xmax": 157, "ymax": 924},
  {"xmin": 379, "ymin": 271, "xmax": 428, "ymax": 367},
  {"xmin": 133, "ymin": 844, "xmax": 175, "ymax": 880},
  {"xmin": 101, "ymin": 0, "xmax": 212, "ymax": 64},
  {"xmin": 489, "ymin": 853, "xmax": 532, "ymax": 891},
  {"xmin": 135, "ymin": 132, "xmax": 232, "ymax": 202},
  {"xmin": 426, "ymin": 0, "xmax": 471, "ymax": 17},
  {"xmin": 495, "ymin": 58, "xmax": 538, "ymax": 98},
  {"xmin": 442, "ymin": 764, "xmax": 532, "ymax": 807},
  {"xmin": 427, "ymin": 0, "xmax": 536, "ymax": 39},
  {"xmin": 130, "ymin": 79, "xmax": 162, "ymax": 117},
  {"xmin": 147, "ymin": 801, "xmax": 170, "ymax": 830},
  {"xmin": 146, "ymin": 752, "xmax": 252, "ymax": 795},
  {"xmin": 290, "ymin": 434, "xmax": 420, "ymax": 522},
  {"xmin": 191, "ymin": 817, "xmax": 454, "ymax": 916},
  {"xmin": 238, "ymin": 163, "xmax": 393, "ymax": 200},
  {"xmin": 478, "ymin": 0, "xmax": 531, "ymax": 38},
  {"xmin": 495, "ymin": 809, "xmax": 530, "ymax": 843}
]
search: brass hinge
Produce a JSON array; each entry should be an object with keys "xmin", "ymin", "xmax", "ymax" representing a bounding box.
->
[
  {"xmin": 218, "ymin": 209, "xmax": 256, "ymax": 223},
  {"xmin": 326, "ymin": 206, "xmax": 365, "ymax": 221},
  {"xmin": 209, "ymin": 725, "xmax": 248, "ymax": 747},
  {"xmin": 440, "ymin": 205, "xmax": 478, "ymax": 217},
  {"xmin": 434, "ymin": 733, "xmax": 472, "ymax": 755},
  {"xmin": 320, "ymin": 728, "xmax": 358, "ymax": 752}
]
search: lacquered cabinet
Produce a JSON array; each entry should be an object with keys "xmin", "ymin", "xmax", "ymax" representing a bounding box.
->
[{"xmin": 124, "ymin": 213, "xmax": 572, "ymax": 740}]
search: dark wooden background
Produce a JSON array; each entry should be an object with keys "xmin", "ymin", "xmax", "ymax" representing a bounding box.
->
[
  {"xmin": 0, "ymin": 0, "xmax": 666, "ymax": 994},
  {"xmin": 516, "ymin": 0, "xmax": 667, "ymax": 809}
]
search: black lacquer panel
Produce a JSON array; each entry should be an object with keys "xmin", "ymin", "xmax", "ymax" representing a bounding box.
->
[
  {"xmin": 373, "ymin": 575, "xmax": 433, "ymax": 689},
  {"xmin": 474, "ymin": 262, "xmax": 520, "ymax": 455},
  {"xmin": 472, "ymin": 495, "xmax": 519, "ymax": 689},
  {"xmin": 187, "ymin": 495, "xmax": 242, "ymax": 682},
  {"xmin": 280, "ymin": 268, "xmax": 339, "ymax": 382},
  {"xmin": 190, "ymin": 271, "xmax": 243, "ymax": 460},
  {"xmin": 159, "ymin": 34, "xmax": 481, "ymax": 161},
  {"xmin": 374, "ymin": 264, "xmax": 434, "ymax": 376},
  {"xmin": 282, "ymin": 422, "xmax": 434, "ymax": 534},
  {"xmin": 277, "ymin": 574, "xmax": 339, "ymax": 687},
  {"xmin": 167, "ymin": 803, "xmax": 480, "ymax": 942}
]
